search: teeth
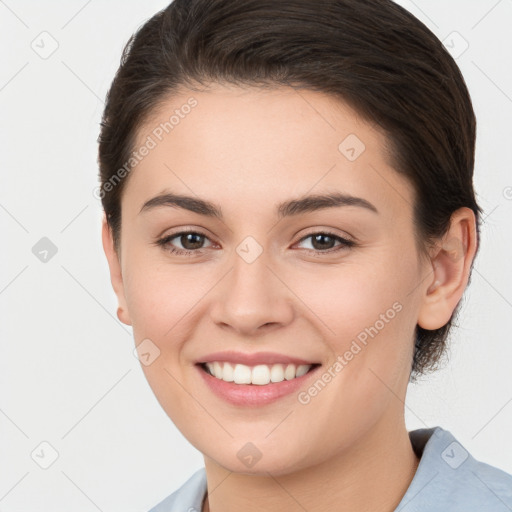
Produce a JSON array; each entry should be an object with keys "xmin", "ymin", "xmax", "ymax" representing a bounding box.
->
[
  {"xmin": 204, "ymin": 362, "xmax": 313, "ymax": 385},
  {"xmin": 270, "ymin": 364, "xmax": 285, "ymax": 383},
  {"xmin": 213, "ymin": 361, "xmax": 223, "ymax": 379},
  {"xmin": 295, "ymin": 364, "xmax": 310, "ymax": 377},
  {"xmin": 251, "ymin": 364, "xmax": 270, "ymax": 385},
  {"xmin": 284, "ymin": 364, "xmax": 296, "ymax": 380},
  {"xmin": 233, "ymin": 363, "xmax": 252, "ymax": 384}
]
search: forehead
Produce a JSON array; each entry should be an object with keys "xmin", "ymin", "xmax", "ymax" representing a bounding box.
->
[{"xmin": 125, "ymin": 84, "xmax": 414, "ymax": 223}]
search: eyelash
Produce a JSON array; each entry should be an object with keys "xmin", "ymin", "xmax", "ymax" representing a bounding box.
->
[{"xmin": 154, "ymin": 229, "xmax": 356, "ymax": 257}]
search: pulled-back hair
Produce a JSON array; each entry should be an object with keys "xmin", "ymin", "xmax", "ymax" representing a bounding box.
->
[{"xmin": 97, "ymin": 0, "xmax": 482, "ymax": 380}]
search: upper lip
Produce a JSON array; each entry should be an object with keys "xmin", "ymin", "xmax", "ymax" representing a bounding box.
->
[{"xmin": 196, "ymin": 350, "xmax": 319, "ymax": 366}]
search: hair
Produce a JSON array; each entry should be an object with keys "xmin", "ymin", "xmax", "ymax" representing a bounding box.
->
[{"xmin": 97, "ymin": 0, "xmax": 482, "ymax": 380}]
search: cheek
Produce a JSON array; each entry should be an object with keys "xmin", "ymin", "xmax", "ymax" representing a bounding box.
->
[
  {"xmin": 122, "ymin": 249, "xmax": 208, "ymax": 339},
  {"xmin": 290, "ymin": 251, "xmax": 418, "ymax": 389},
  {"xmin": 289, "ymin": 258, "xmax": 409, "ymax": 345},
  {"xmin": 124, "ymin": 263, "xmax": 206, "ymax": 426}
]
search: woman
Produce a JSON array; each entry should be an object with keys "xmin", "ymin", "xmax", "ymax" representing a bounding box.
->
[{"xmin": 97, "ymin": 0, "xmax": 512, "ymax": 510}]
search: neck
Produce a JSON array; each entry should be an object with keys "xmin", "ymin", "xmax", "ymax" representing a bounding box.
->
[{"xmin": 202, "ymin": 415, "xmax": 420, "ymax": 512}]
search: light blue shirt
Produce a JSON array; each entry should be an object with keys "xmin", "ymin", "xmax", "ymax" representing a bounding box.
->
[{"xmin": 148, "ymin": 426, "xmax": 512, "ymax": 511}]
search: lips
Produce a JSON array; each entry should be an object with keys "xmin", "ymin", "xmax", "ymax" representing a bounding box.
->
[
  {"xmin": 196, "ymin": 350, "xmax": 320, "ymax": 386},
  {"xmin": 196, "ymin": 360, "xmax": 322, "ymax": 406},
  {"xmin": 194, "ymin": 350, "xmax": 322, "ymax": 406},
  {"xmin": 196, "ymin": 350, "xmax": 318, "ymax": 366}
]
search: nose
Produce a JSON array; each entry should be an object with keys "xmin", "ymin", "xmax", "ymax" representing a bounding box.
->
[{"xmin": 209, "ymin": 247, "xmax": 295, "ymax": 336}]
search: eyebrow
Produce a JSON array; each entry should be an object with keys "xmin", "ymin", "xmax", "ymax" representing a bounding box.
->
[{"xmin": 139, "ymin": 191, "xmax": 379, "ymax": 219}]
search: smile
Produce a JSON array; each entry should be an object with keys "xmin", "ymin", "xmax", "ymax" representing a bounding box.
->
[{"xmin": 200, "ymin": 362, "xmax": 319, "ymax": 385}]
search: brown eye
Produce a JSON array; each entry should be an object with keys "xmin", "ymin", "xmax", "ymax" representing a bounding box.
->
[
  {"xmin": 155, "ymin": 230, "xmax": 214, "ymax": 255},
  {"xmin": 176, "ymin": 232, "xmax": 206, "ymax": 250},
  {"xmin": 296, "ymin": 232, "xmax": 356, "ymax": 253}
]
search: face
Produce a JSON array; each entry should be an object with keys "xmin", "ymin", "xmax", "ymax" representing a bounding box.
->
[{"xmin": 103, "ymin": 84, "xmax": 443, "ymax": 475}]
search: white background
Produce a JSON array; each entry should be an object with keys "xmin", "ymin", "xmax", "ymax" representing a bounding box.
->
[{"xmin": 1, "ymin": 1, "xmax": 511, "ymax": 510}]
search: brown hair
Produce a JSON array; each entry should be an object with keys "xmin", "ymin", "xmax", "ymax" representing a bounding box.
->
[{"xmin": 97, "ymin": 0, "xmax": 482, "ymax": 380}]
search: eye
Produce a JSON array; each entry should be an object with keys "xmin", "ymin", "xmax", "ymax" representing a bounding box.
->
[
  {"xmin": 154, "ymin": 229, "xmax": 356, "ymax": 257},
  {"xmin": 295, "ymin": 231, "xmax": 356, "ymax": 254},
  {"xmin": 154, "ymin": 230, "xmax": 214, "ymax": 256}
]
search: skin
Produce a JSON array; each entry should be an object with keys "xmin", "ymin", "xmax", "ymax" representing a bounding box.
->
[{"xmin": 102, "ymin": 83, "xmax": 477, "ymax": 512}]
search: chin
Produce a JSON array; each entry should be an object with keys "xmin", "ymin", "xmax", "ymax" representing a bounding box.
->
[{"xmin": 203, "ymin": 441, "xmax": 315, "ymax": 477}]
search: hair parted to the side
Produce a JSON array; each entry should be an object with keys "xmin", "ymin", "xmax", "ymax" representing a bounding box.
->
[{"xmin": 97, "ymin": 0, "xmax": 482, "ymax": 381}]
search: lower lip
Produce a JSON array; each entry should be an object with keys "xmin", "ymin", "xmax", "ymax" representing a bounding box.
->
[{"xmin": 196, "ymin": 364, "xmax": 321, "ymax": 407}]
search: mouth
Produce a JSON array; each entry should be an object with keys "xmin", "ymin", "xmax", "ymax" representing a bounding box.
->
[
  {"xmin": 197, "ymin": 361, "xmax": 321, "ymax": 385},
  {"xmin": 194, "ymin": 351, "xmax": 323, "ymax": 406}
]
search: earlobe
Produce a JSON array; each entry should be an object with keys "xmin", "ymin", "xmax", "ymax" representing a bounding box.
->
[
  {"xmin": 417, "ymin": 208, "xmax": 477, "ymax": 331},
  {"xmin": 101, "ymin": 215, "xmax": 132, "ymax": 326}
]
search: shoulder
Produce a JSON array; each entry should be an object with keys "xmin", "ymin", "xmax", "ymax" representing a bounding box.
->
[
  {"xmin": 147, "ymin": 467, "xmax": 207, "ymax": 512},
  {"xmin": 396, "ymin": 426, "xmax": 512, "ymax": 511}
]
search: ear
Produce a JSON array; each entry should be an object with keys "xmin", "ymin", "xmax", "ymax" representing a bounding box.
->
[
  {"xmin": 417, "ymin": 207, "xmax": 478, "ymax": 330},
  {"xmin": 101, "ymin": 214, "xmax": 132, "ymax": 326}
]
